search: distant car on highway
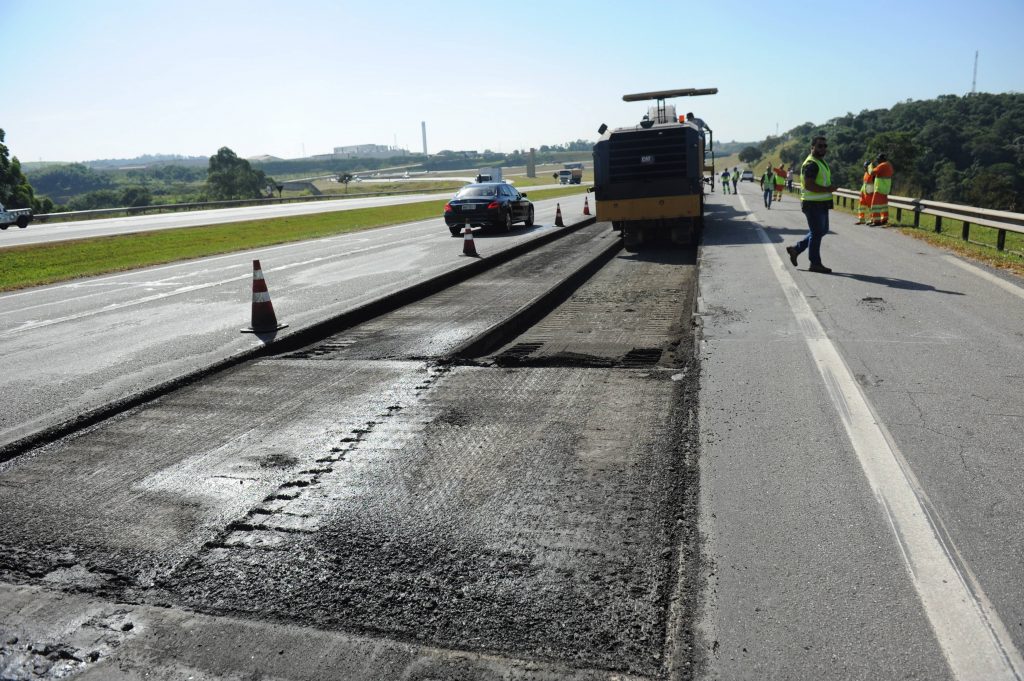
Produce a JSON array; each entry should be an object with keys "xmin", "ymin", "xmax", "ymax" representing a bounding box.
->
[
  {"xmin": 0, "ymin": 202, "xmax": 32, "ymax": 230},
  {"xmin": 443, "ymin": 182, "xmax": 534, "ymax": 236},
  {"xmin": 740, "ymin": 170, "xmax": 755, "ymax": 182}
]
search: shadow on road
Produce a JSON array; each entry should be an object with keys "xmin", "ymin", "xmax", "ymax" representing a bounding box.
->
[
  {"xmin": 827, "ymin": 271, "xmax": 965, "ymax": 295},
  {"xmin": 705, "ymin": 203, "xmax": 808, "ymax": 243},
  {"xmin": 759, "ymin": 224, "xmax": 812, "ymax": 240}
]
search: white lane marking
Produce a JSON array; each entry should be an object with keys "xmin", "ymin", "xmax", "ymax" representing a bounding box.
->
[
  {"xmin": 0, "ymin": 230, "xmax": 440, "ymax": 336},
  {"xmin": 737, "ymin": 192, "xmax": 1024, "ymax": 681},
  {"xmin": 0, "ymin": 225, "xmax": 442, "ymax": 326},
  {"xmin": 943, "ymin": 255, "xmax": 1024, "ymax": 301},
  {"xmin": 1, "ymin": 196, "xmax": 573, "ymax": 327},
  {"xmin": 0, "ymin": 200, "xmax": 570, "ymax": 332},
  {"xmin": 0, "ymin": 218, "xmax": 442, "ymax": 305}
]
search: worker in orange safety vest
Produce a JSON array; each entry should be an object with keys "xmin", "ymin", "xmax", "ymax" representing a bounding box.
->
[
  {"xmin": 773, "ymin": 164, "xmax": 787, "ymax": 202},
  {"xmin": 869, "ymin": 153, "xmax": 894, "ymax": 225},
  {"xmin": 856, "ymin": 160, "xmax": 874, "ymax": 224}
]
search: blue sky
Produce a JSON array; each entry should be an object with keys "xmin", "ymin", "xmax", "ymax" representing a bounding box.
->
[{"xmin": 3, "ymin": 0, "xmax": 1023, "ymax": 163}]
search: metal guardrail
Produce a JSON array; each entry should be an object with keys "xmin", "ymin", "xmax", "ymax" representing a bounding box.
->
[
  {"xmin": 31, "ymin": 186, "xmax": 462, "ymax": 224},
  {"xmin": 831, "ymin": 188, "xmax": 1023, "ymax": 254}
]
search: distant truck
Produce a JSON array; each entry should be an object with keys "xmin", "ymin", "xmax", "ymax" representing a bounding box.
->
[
  {"xmin": 0, "ymin": 202, "xmax": 32, "ymax": 230},
  {"xmin": 555, "ymin": 164, "xmax": 584, "ymax": 184},
  {"xmin": 476, "ymin": 167, "xmax": 502, "ymax": 183}
]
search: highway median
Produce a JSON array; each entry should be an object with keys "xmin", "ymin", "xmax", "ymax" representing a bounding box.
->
[{"xmin": 0, "ymin": 187, "xmax": 588, "ymax": 292}]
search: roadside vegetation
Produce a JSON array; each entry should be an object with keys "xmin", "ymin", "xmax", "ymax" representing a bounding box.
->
[
  {"xmin": 0, "ymin": 186, "xmax": 588, "ymax": 292},
  {"xmin": 16, "ymin": 141, "xmax": 595, "ymax": 214},
  {"xmin": 733, "ymin": 93, "xmax": 1024, "ymax": 274},
  {"xmin": 0, "ymin": 129, "xmax": 49, "ymax": 213},
  {"xmin": 738, "ymin": 92, "xmax": 1024, "ymax": 212}
]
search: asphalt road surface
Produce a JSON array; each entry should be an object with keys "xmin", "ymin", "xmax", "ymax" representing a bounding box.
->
[
  {"xmin": 0, "ymin": 194, "xmax": 591, "ymax": 451},
  {"xmin": 697, "ymin": 182, "xmax": 1023, "ymax": 680},
  {"xmin": 1, "ymin": 180, "xmax": 1023, "ymax": 680},
  {"xmin": 1, "ymin": 221, "xmax": 701, "ymax": 679}
]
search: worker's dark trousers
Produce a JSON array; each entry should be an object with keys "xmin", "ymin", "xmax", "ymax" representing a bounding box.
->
[{"xmin": 795, "ymin": 202, "xmax": 830, "ymax": 265}]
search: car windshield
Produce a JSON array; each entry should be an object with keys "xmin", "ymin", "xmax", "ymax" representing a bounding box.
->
[{"xmin": 456, "ymin": 186, "xmax": 498, "ymax": 198}]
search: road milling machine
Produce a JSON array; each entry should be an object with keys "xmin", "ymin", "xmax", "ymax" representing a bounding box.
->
[{"xmin": 592, "ymin": 87, "xmax": 717, "ymax": 250}]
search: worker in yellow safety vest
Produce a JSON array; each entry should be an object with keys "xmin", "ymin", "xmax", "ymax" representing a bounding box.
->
[
  {"xmin": 783, "ymin": 136, "xmax": 837, "ymax": 273},
  {"xmin": 869, "ymin": 153, "xmax": 894, "ymax": 226},
  {"xmin": 760, "ymin": 164, "xmax": 774, "ymax": 208},
  {"xmin": 856, "ymin": 160, "xmax": 874, "ymax": 224},
  {"xmin": 773, "ymin": 164, "xmax": 787, "ymax": 202}
]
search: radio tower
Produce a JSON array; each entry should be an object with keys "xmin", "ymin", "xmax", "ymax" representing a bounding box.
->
[{"xmin": 971, "ymin": 50, "xmax": 978, "ymax": 95}]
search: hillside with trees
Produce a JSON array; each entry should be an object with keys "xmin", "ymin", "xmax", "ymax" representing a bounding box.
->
[
  {"xmin": 19, "ymin": 140, "xmax": 605, "ymax": 211},
  {"xmin": 0, "ymin": 129, "xmax": 53, "ymax": 213},
  {"xmin": 743, "ymin": 93, "xmax": 1024, "ymax": 212}
]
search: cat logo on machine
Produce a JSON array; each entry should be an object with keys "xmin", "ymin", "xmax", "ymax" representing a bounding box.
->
[{"xmin": 641, "ymin": 155, "xmax": 655, "ymax": 164}]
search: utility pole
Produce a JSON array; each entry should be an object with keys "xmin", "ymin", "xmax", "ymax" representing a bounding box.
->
[{"xmin": 971, "ymin": 50, "xmax": 978, "ymax": 94}]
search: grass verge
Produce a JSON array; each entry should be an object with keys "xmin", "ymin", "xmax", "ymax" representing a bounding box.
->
[{"xmin": 0, "ymin": 187, "xmax": 588, "ymax": 292}]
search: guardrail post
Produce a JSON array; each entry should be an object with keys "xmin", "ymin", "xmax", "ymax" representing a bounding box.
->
[
  {"xmin": 997, "ymin": 229, "xmax": 1006, "ymax": 251},
  {"xmin": 896, "ymin": 207, "xmax": 902, "ymax": 222},
  {"xmin": 961, "ymin": 221, "xmax": 970, "ymax": 242},
  {"xmin": 913, "ymin": 202, "xmax": 922, "ymax": 228},
  {"xmin": 934, "ymin": 215, "xmax": 942, "ymax": 234}
]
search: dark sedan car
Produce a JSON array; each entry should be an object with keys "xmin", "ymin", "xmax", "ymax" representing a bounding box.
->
[{"xmin": 443, "ymin": 182, "xmax": 534, "ymax": 236}]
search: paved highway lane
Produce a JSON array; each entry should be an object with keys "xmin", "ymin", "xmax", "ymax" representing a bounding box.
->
[
  {"xmin": 0, "ymin": 222, "xmax": 697, "ymax": 679},
  {"xmin": 0, "ymin": 194, "xmax": 591, "ymax": 451},
  {"xmin": 5, "ymin": 177, "xmax": 1022, "ymax": 679},
  {"xmin": 0, "ymin": 183, "xmax": 566, "ymax": 247},
  {"xmin": 697, "ymin": 182, "xmax": 1024, "ymax": 679}
]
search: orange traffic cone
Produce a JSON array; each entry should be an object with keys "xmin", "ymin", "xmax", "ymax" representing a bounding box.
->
[
  {"xmin": 555, "ymin": 203, "xmax": 565, "ymax": 227},
  {"xmin": 583, "ymin": 196, "xmax": 591, "ymax": 215},
  {"xmin": 462, "ymin": 226, "xmax": 479, "ymax": 257},
  {"xmin": 241, "ymin": 259, "xmax": 288, "ymax": 333}
]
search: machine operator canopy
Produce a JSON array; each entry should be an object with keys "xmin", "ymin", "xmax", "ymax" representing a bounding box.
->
[{"xmin": 622, "ymin": 88, "xmax": 718, "ymax": 102}]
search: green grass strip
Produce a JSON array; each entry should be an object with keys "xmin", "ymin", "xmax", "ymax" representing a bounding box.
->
[{"xmin": 0, "ymin": 187, "xmax": 587, "ymax": 291}]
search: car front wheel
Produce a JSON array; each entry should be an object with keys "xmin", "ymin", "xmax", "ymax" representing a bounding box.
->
[{"xmin": 525, "ymin": 207, "xmax": 534, "ymax": 227}]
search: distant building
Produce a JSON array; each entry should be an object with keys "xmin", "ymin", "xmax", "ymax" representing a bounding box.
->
[
  {"xmin": 332, "ymin": 144, "xmax": 407, "ymax": 159},
  {"xmin": 436, "ymin": 150, "xmax": 478, "ymax": 159}
]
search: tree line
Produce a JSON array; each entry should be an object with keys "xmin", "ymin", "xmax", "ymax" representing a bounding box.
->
[
  {"xmin": 737, "ymin": 92, "xmax": 1024, "ymax": 211},
  {"xmin": 0, "ymin": 129, "xmax": 52, "ymax": 212},
  {"xmin": 1, "ymin": 142, "xmax": 275, "ymax": 212},
  {"xmin": 6, "ymin": 138, "xmax": 600, "ymax": 212}
]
